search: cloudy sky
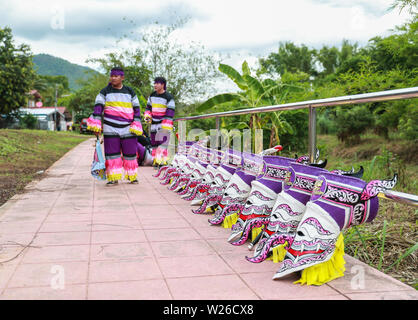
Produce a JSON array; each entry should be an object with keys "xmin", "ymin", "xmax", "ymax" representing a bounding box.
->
[{"xmin": 1, "ymin": 0, "xmax": 412, "ymax": 74}]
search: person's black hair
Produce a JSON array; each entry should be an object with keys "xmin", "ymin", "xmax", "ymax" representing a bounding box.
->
[
  {"xmin": 111, "ymin": 67, "xmax": 124, "ymax": 72},
  {"xmin": 154, "ymin": 76, "xmax": 167, "ymax": 90}
]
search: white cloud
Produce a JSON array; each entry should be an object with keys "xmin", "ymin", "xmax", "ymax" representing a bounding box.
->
[{"xmin": 1, "ymin": 0, "xmax": 413, "ymax": 73}]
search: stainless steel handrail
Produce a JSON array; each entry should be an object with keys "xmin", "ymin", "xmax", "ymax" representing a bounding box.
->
[
  {"xmin": 174, "ymin": 87, "xmax": 418, "ymax": 207},
  {"xmin": 174, "ymin": 87, "xmax": 418, "ymax": 121}
]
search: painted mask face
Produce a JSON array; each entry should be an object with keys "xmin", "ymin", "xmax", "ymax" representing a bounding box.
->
[
  {"xmin": 273, "ymin": 172, "xmax": 397, "ymax": 280},
  {"xmin": 178, "ymin": 162, "xmax": 208, "ymax": 196},
  {"xmin": 167, "ymin": 157, "xmax": 196, "ymax": 189},
  {"xmin": 181, "ymin": 146, "xmax": 213, "ymax": 198},
  {"xmin": 207, "ymin": 151, "xmax": 258, "ymax": 226},
  {"xmin": 158, "ymin": 153, "xmax": 187, "ymax": 182},
  {"xmin": 228, "ymin": 180, "xmax": 277, "ymax": 243},
  {"xmin": 228, "ymin": 156, "xmax": 295, "ymax": 245},
  {"xmin": 154, "ymin": 141, "xmax": 195, "ymax": 178},
  {"xmin": 192, "ymin": 165, "xmax": 235, "ymax": 214},
  {"xmin": 248, "ymin": 163, "xmax": 328, "ymax": 262},
  {"xmin": 189, "ymin": 164, "xmax": 218, "ymax": 205},
  {"xmin": 208, "ymin": 170, "xmax": 254, "ymax": 226}
]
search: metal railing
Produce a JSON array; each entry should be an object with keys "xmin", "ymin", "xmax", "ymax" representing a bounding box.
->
[{"xmin": 174, "ymin": 87, "xmax": 418, "ymax": 207}]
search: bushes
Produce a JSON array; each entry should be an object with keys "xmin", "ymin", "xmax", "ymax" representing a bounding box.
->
[
  {"xmin": 335, "ymin": 105, "xmax": 375, "ymax": 145},
  {"xmin": 398, "ymin": 104, "xmax": 418, "ymax": 141},
  {"xmin": 20, "ymin": 113, "xmax": 38, "ymax": 129}
]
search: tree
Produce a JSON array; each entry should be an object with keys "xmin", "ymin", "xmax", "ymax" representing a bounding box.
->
[
  {"xmin": 366, "ymin": 17, "xmax": 418, "ymax": 72},
  {"xmin": 389, "ymin": 0, "xmax": 418, "ymax": 14},
  {"xmin": 89, "ymin": 20, "xmax": 221, "ymax": 106},
  {"xmin": 258, "ymin": 42, "xmax": 318, "ymax": 78},
  {"xmin": 0, "ymin": 27, "xmax": 36, "ymax": 115},
  {"xmin": 197, "ymin": 61, "xmax": 303, "ymax": 150},
  {"xmin": 34, "ymin": 75, "xmax": 71, "ymax": 106},
  {"xmin": 59, "ymin": 73, "xmax": 108, "ymax": 121}
]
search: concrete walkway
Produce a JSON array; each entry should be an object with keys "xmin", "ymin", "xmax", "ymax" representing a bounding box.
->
[{"xmin": 0, "ymin": 139, "xmax": 416, "ymax": 300}]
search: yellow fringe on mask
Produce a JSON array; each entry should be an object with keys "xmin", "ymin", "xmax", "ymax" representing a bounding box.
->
[
  {"xmin": 294, "ymin": 233, "xmax": 345, "ymax": 286},
  {"xmin": 222, "ymin": 213, "xmax": 238, "ymax": 229},
  {"xmin": 251, "ymin": 227, "xmax": 263, "ymax": 241},
  {"xmin": 266, "ymin": 242, "xmax": 288, "ymax": 263},
  {"xmin": 204, "ymin": 206, "xmax": 215, "ymax": 213}
]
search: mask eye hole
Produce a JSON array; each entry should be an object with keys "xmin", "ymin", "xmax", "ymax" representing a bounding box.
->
[
  {"xmin": 246, "ymin": 200, "xmax": 252, "ymax": 206},
  {"xmin": 297, "ymin": 231, "xmax": 304, "ymax": 237}
]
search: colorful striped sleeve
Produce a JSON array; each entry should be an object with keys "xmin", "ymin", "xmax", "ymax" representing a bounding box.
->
[
  {"xmin": 144, "ymin": 96, "xmax": 152, "ymax": 120},
  {"xmin": 162, "ymin": 94, "xmax": 175, "ymax": 130},
  {"xmin": 87, "ymin": 88, "xmax": 106, "ymax": 132}
]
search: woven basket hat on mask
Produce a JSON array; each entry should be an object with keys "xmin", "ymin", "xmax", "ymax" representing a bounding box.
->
[
  {"xmin": 192, "ymin": 149, "xmax": 242, "ymax": 214},
  {"xmin": 246, "ymin": 162, "xmax": 329, "ymax": 263},
  {"xmin": 188, "ymin": 148, "xmax": 222, "ymax": 205},
  {"xmin": 272, "ymin": 171, "xmax": 397, "ymax": 286},
  {"xmin": 155, "ymin": 141, "xmax": 195, "ymax": 180},
  {"xmin": 228, "ymin": 155, "xmax": 295, "ymax": 244},
  {"xmin": 208, "ymin": 151, "xmax": 261, "ymax": 228}
]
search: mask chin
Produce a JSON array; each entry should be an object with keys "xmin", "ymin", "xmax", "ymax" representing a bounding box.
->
[
  {"xmin": 227, "ymin": 180, "xmax": 277, "ymax": 243},
  {"xmin": 272, "ymin": 201, "xmax": 341, "ymax": 280},
  {"xmin": 208, "ymin": 172, "xmax": 254, "ymax": 227}
]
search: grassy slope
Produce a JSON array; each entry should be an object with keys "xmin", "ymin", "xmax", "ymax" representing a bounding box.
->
[
  {"xmin": 316, "ymin": 133, "xmax": 417, "ymax": 289},
  {"xmin": 0, "ymin": 129, "xmax": 90, "ymax": 206}
]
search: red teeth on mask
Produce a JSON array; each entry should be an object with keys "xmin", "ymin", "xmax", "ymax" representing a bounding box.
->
[{"xmin": 287, "ymin": 248, "xmax": 324, "ymax": 257}]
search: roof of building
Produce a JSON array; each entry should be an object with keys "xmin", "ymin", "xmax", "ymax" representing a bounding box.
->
[{"xmin": 20, "ymin": 107, "xmax": 66, "ymax": 118}]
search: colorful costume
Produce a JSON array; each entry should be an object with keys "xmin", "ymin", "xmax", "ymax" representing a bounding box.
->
[
  {"xmin": 273, "ymin": 172, "xmax": 397, "ymax": 285},
  {"xmin": 192, "ymin": 149, "xmax": 241, "ymax": 214},
  {"xmin": 208, "ymin": 151, "xmax": 260, "ymax": 228},
  {"xmin": 227, "ymin": 155, "xmax": 295, "ymax": 244},
  {"xmin": 246, "ymin": 162, "xmax": 329, "ymax": 263},
  {"xmin": 144, "ymin": 90, "xmax": 175, "ymax": 166},
  {"xmin": 87, "ymin": 78, "xmax": 143, "ymax": 182}
]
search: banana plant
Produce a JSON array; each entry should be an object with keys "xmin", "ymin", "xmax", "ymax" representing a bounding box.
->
[{"xmin": 197, "ymin": 61, "xmax": 301, "ymax": 150}]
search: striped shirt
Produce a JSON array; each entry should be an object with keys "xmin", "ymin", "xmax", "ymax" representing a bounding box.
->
[
  {"xmin": 145, "ymin": 91, "xmax": 175, "ymax": 131},
  {"xmin": 92, "ymin": 85, "xmax": 141, "ymax": 127}
]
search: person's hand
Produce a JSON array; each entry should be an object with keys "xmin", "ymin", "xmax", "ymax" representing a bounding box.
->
[{"xmin": 144, "ymin": 114, "xmax": 152, "ymax": 123}]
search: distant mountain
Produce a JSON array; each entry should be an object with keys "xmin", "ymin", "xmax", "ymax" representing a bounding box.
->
[{"xmin": 32, "ymin": 54, "xmax": 102, "ymax": 90}]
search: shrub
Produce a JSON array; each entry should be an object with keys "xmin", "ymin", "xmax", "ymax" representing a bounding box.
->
[
  {"xmin": 335, "ymin": 105, "xmax": 375, "ymax": 145},
  {"xmin": 20, "ymin": 114, "xmax": 38, "ymax": 129}
]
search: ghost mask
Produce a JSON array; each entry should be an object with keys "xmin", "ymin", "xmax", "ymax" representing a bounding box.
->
[{"xmin": 272, "ymin": 171, "xmax": 397, "ymax": 285}]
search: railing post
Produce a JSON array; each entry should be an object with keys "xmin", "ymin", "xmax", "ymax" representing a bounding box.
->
[
  {"xmin": 215, "ymin": 116, "xmax": 220, "ymax": 150},
  {"xmin": 177, "ymin": 120, "xmax": 186, "ymax": 151},
  {"xmin": 308, "ymin": 105, "xmax": 316, "ymax": 163}
]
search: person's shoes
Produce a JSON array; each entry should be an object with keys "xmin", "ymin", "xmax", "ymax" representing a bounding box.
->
[
  {"xmin": 130, "ymin": 179, "xmax": 139, "ymax": 184},
  {"xmin": 106, "ymin": 181, "xmax": 118, "ymax": 186}
]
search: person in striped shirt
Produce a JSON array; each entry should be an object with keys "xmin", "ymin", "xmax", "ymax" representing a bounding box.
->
[
  {"xmin": 144, "ymin": 77, "xmax": 175, "ymax": 166},
  {"xmin": 86, "ymin": 67, "xmax": 143, "ymax": 185}
]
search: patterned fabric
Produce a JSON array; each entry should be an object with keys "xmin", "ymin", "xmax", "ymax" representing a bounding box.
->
[
  {"xmin": 91, "ymin": 84, "xmax": 141, "ymax": 128},
  {"xmin": 88, "ymin": 84, "xmax": 141, "ymax": 182},
  {"xmin": 146, "ymin": 91, "xmax": 175, "ymax": 133}
]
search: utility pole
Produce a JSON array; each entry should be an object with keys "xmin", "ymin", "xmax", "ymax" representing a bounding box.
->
[{"xmin": 54, "ymin": 84, "xmax": 58, "ymax": 131}]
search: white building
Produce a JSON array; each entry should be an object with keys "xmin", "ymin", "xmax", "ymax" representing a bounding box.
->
[{"xmin": 19, "ymin": 107, "xmax": 67, "ymax": 131}]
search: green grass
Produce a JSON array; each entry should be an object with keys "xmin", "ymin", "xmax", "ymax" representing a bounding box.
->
[
  {"xmin": 0, "ymin": 129, "xmax": 90, "ymax": 206},
  {"xmin": 316, "ymin": 132, "xmax": 417, "ymax": 289}
]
